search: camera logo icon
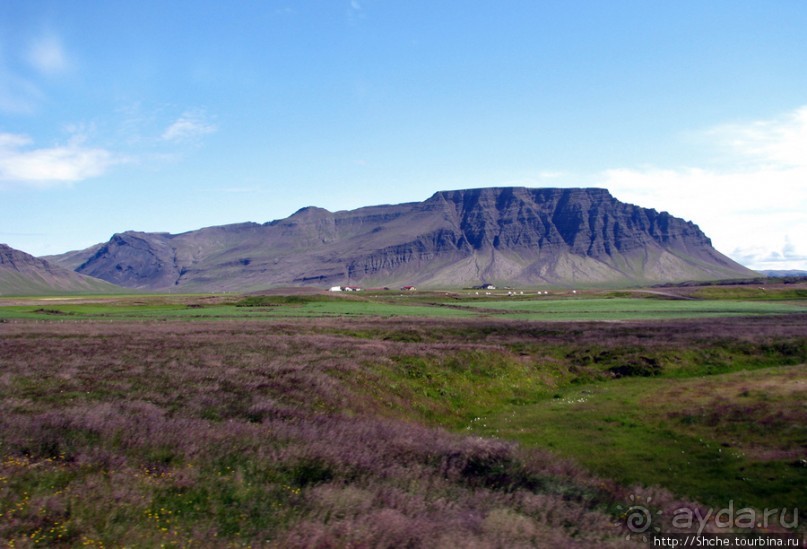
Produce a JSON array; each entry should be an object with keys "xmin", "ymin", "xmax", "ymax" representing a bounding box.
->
[{"xmin": 615, "ymin": 494, "xmax": 663, "ymax": 541}]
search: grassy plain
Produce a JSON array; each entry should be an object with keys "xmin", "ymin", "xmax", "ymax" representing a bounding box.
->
[
  {"xmin": 0, "ymin": 287, "xmax": 805, "ymax": 546},
  {"xmin": 0, "ymin": 287, "xmax": 804, "ymax": 322}
]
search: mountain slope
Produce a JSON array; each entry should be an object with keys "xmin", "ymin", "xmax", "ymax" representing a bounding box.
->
[
  {"xmin": 46, "ymin": 187, "xmax": 756, "ymax": 291},
  {"xmin": 0, "ymin": 244, "xmax": 124, "ymax": 295}
]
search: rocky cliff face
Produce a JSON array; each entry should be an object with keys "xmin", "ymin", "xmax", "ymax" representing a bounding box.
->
[
  {"xmin": 46, "ymin": 187, "xmax": 756, "ymax": 290},
  {"xmin": 427, "ymin": 187, "xmax": 709, "ymax": 254}
]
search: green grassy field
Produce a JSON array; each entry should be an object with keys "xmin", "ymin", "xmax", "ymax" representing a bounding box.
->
[{"xmin": 0, "ymin": 291, "xmax": 804, "ymax": 322}]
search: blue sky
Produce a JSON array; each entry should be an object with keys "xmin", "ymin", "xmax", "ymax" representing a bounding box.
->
[{"xmin": 1, "ymin": 1, "xmax": 806, "ymax": 270}]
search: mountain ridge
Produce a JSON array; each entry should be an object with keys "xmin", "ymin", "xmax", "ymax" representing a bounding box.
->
[
  {"xmin": 0, "ymin": 243, "xmax": 124, "ymax": 295},
  {"xmin": 45, "ymin": 187, "xmax": 756, "ymax": 291}
]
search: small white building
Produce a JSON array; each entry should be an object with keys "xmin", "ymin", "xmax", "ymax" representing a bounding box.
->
[{"xmin": 328, "ymin": 286, "xmax": 343, "ymax": 292}]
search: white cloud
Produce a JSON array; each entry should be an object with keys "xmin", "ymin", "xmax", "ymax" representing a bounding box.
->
[
  {"xmin": 0, "ymin": 132, "xmax": 118, "ymax": 188},
  {"xmin": 601, "ymin": 106, "xmax": 807, "ymax": 271},
  {"xmin": 161, "ymin": 111, "xmax": 217, "ymax": 143},
  {"xmin": 732, "ymin": 235, "xmax": 807, "ymax": 272},
  {"xmin": 708, "ymin": 106, "xmax": 807, "ymax": 169}
]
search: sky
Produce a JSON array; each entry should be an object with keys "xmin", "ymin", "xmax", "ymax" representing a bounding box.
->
[{"xmin": 1, "ymin": 0, "xmax": 806, "ymax": 271}]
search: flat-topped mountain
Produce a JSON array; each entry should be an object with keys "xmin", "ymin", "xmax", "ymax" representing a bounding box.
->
[
  {"xmin": 0, "ymin": 243, "xmax": 123, "ymax": 295},
  {"xmin": 46, "ymin": 187, "xmax": 756, "ymax": 291}
]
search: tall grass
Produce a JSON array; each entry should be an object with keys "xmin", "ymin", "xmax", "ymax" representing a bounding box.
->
[
  {"xmin": 1, "ymin": 314, "xmax": 805, "ymax": 545},
  {"xmin": 0, "ymin": 320, "xmax": 626, "ymax": 546}
]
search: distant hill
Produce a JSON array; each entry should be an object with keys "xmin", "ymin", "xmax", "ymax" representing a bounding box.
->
[
  {"xmin": 46, "ymin": 187, "xmax": 757, "ymax": 291},
  {"xmin": 759, "ymin": 270, "xmax": 807, "ymax": 278},
  {"xmin": 0, "ymin": 243, "xmax": 123, "ymax": 295}
]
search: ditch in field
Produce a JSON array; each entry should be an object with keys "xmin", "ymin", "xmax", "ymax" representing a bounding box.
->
[{"xmin": 469, "ymin": 364, "xmax": 807, "ymax": 511}]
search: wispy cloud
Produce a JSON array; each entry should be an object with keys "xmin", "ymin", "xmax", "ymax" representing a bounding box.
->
[
  {"xmin": 0, "ymin": 72, "xmax": 43, "ymax": 114},
  {"xmin": 161, "ymin": 110, "xmax": 217, "ymax": 143},
  {"xmin": 26, "ymin": 33, "xmax": 71, "ymax": 76},
  {"xmin": 707, "ymin": 106, "xmax": 807, "ymax": 169},
  {"xmin": 601, "ymin": 105, "xmax": 807, "ymax": 270},
  {"xmin": 347, "ymin": 0, "xmax": 365, "ymax": 24},
  {"xmin": 0, "ymin": 132, "xmax": 119, "ymax": 188},
  {"xmin": 0, "ymin": 31, "xmax": 71, "ymax": 114}
]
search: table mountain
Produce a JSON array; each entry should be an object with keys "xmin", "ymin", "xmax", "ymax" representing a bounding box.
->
[{"xmin": 45, "ymin": 187, "xmax": 756, "ymax": 291}]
